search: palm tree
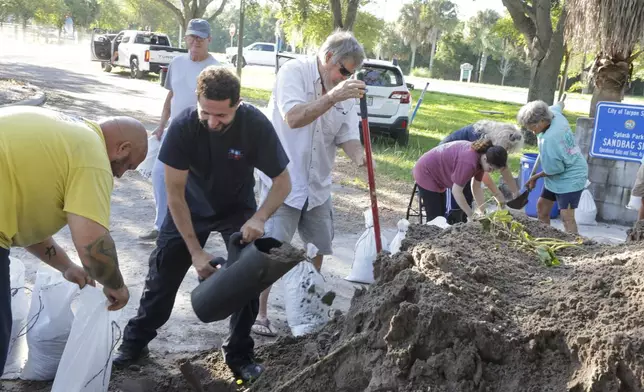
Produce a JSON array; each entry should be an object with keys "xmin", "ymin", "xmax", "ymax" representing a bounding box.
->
[
  {"xmin": 565, "ymin": 0, "xmax": 644, "ymax": 117},
  {"xmin": 422, "ymin": 0, "xmax": 457, "ymax": 75},
  {"xmin": 398, "ymin": 1, "xmax": 426, "ymax": 72},
  {"xmin": 466, "ymin": 10, "xmax": 501, "ymax": 84}
]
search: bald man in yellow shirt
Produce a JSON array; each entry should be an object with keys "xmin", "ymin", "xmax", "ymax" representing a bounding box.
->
[{"xmin": 0, "ymin": 106, "xmax": 148, "ymax": 372}]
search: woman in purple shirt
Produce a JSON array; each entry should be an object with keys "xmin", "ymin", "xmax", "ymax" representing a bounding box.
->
[{"xmin": 412, "ymin": 139, "xmax": 508, "ymax": 222}]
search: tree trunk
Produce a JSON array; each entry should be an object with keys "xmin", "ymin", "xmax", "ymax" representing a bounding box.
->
[
  {"xmin": 473, "ymin": 52, "xmax": 481, "ymax": 83},
  {"xmin": 329, "ymin": 0, "xmax": 343, "ymax": 29},
  {"xmin": 558, "ymin": 47, "xmax": 571, "ymax": 101},
  {"xmin": 236, "ymin": 0, "xmax": 245, "ymax": 78},
  {"xmin": 589, "ymin": 54, "xmax": 632, "ymax": 117},
  {"xmin": 479, "ymin": 51, "xmax": 488, "ymax": 83},
  {"xmin": 526, "ymin": 26, "xmax": 565, "ymax": 104},
  {"xmin": 409, "ymin": 44, "xmax": 417, "ymax": 73},
  {"xmin": 428, "ymin": 40, "xmax": 436, "ymax": 76},
  {"xmin": 343, "ymin": 0, "xmax": 360, "ymax": 31}
]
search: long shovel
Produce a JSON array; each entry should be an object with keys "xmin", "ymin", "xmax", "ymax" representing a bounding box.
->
[
  {"xmin": 357, "ymin": 73, "xmax": 382, "ymax": 253},
  {"xmin": 506, "ymin": 154, "xmax": 540, "ymax": 209}
]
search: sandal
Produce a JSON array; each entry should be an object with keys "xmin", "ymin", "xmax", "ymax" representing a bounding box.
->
[{"xmin": 251, "ymin": 319, "xmax": 277, "ymax": 337}]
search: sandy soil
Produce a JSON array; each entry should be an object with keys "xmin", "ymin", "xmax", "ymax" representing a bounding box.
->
[{"xmin": 0, "ymin": 79, "xmax": 39, "ymax": 106}]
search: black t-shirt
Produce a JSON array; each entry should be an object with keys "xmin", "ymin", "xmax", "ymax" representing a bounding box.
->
[{"xmin": 159, "ymin": 103, "xmax": 289, "ymax": 219}]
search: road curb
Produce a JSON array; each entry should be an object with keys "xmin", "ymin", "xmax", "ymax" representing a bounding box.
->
[{"xmin": 0, "ymin": 90, "xmax": 47, "ymax": 108}]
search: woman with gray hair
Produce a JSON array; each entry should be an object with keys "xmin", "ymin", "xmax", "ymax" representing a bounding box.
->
[
  {"xmin": 517, "ymin": 99, "xmax": 588, "ymax": 234},
  {"xmin": 439, "ymin": 120, "xmax": 523, "ymax": 223}
]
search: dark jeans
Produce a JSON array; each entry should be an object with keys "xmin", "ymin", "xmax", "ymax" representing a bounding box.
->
[
  {"xmin": 446, "ymin": 179, "xmax": 474, "ymax": 224},
  {"xmin": 417, "ymin": 184, "xmax": 447, "ymax": 223},
  {"xmin": 121, "ymin": 210, "xmax": 258, "ymax": 368},
  {"xmin": 0, "ymin": 247, "xmax": 11, "ymax": 373}
]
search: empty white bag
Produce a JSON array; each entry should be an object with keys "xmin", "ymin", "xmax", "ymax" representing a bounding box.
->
[
  {"xmin": 21, "ymin": 264, "xmax": 79, "ymax": 381},
  {"xmin": 284, "ymin": 244, "xmax": 332, "ymax": 337},
  {"xmin": 575, "ymin": 181, "xmax": 597, "ymax": 226},
  {"xmin": 1, "ymin": 257, "xmax": 29, "ymax": 379},
  {"xmin": 346, "ymin": 209, "xmax": 390, "ymax": 284},
  {"xmin": 389, "ymin": 219, "xmax": 410, "ymax": 255},
  {"xmin": 51, "ymin": 285, "xmax": 122, "ymax": 392},
  {"xmin": 135, "ymin": 135, "xmax": 161, "ymax": 180}
]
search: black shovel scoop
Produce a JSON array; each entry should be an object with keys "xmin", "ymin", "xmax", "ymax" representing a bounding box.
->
[{"xmin": 506, "ymin": 153, "xmax": 540, "ymax": 209}]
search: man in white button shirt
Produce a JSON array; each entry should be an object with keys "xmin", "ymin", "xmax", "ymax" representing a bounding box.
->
[{"xmin": 253, "ymin": 31, "xmax": 367, "ymax": 337}]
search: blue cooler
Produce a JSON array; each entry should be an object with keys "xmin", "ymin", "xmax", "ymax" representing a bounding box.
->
[{"xmin": 520, "ymin": 153, "xmax": 558, "ymax": 218}]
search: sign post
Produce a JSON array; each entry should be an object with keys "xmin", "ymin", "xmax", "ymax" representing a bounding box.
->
[
  {"xmin": 460, "ymin": 63, "xmax": 473, "ymax": 83},
  {"xmin": 229, "ymin": 23, "xmax": 236, "ymax": 48},
  {"xmin": 590, "ymin": 102, "xmax": 644, "ymax": 163}
]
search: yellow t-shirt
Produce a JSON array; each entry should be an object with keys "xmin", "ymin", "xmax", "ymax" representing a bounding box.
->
[{"xmin": 0, "ymin": 106, "xmax": 114, "ymax": 249}]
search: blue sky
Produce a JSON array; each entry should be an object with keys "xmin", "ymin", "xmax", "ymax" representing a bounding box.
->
[{"xmin": 363, "ymin": 0, "xmax": 507, "ymax": 22}]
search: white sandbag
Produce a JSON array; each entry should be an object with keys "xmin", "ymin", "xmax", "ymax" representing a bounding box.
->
[
  {"xmin": 21, "ymin": 264, "xmax": 79, "ymax": 381},
  {"xmin": 575, "ymin": 181, "xmax": 597, "ymax": 226},
  {"xmin": 389, "ymin": 219, "xmax": 410, "ymax": 255},
  {"xmin": 51, "ymin": 286, "xmax": 121, "ymax": 392},
  {"xmin": 1, "ymin": 257, "xmax": 28, "ymax": 379},
  {"xmin": 135, "ymin": 135, "xmax": 161, "ymax": 180},
  {"xmin": 284, "ymin": 244, "xmax": 332, "ymax": 337},
  {"xmin": 427, "ymin": 216, "xmax": 451, "ymax": 228},
  {"xmin": 627, "ymin": 195, "xmax": 642, "ymax": 211},
  {"xmin": 346, "ymin": 209, "xmax": 390, "ymax": 284}
]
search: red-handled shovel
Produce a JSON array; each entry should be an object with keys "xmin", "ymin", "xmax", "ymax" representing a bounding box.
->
[{"xmin": 356, "ymin": 74, "xmax": 382, "ymax": 253}]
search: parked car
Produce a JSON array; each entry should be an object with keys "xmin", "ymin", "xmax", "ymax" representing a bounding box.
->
[
  {"xmin": 355, "ymin": 59, "xmax": 412, "ymax": 146},
  {"xmin": 90, "ymin": 29, "xmax": 187, "ymax": 78},
  {"xmin": 225, "ymin": 42, "xmax": 304, "ymax": 67}
]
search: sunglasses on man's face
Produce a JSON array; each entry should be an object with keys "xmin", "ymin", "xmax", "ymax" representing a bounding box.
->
[{"xmin": 338, "ymin": 61, "xmax": 354, "ymax": 77}]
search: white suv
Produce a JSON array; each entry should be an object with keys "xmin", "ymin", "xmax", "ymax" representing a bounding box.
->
[{"xmin": 355, "ymin": 60, "xmax": 411, "ymax": 146}]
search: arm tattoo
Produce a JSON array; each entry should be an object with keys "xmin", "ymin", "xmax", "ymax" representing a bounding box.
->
[
  {"xmin": 45, "ymin": 246, "xmax": 56, "ymax": 260},
  {"xmin": 82, "ymin": 234, "xmax": 125, "ymax": 290}
]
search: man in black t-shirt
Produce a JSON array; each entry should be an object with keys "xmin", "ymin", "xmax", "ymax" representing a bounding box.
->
[{"xmin": 113, "ymin": 67, "xmax": 291, "ymax": 382}]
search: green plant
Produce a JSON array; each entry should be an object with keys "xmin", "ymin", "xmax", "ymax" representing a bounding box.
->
[
  {"xmin": 411, "ymin": 67, "xmax": 432, "ymax": 78},
  {"xmin": 478, "ymin": 209, "xmax": 582, "ymax": 267},
  {"xmin": 567, "ymin": 81, "xmax": 585, "ymax": 93}
]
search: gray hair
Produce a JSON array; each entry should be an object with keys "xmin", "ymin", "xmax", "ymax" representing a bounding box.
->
[
  {"xmin": 318, "ymin": 30, "xmax": 365, "ymax": 68},
  {"xmin": 473, "ymin": 120, "xmax": 524, "ymax": 154},
  {"xmin": 517, "ymin": 100, "xmax": 554, "ymax": 128}
]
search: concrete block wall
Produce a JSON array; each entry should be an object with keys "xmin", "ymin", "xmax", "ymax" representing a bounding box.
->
[{"xmin": 575, "ymin": 117, "xmax": 639, "ymax": 224}]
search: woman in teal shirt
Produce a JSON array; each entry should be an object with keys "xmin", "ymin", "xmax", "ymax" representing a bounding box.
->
[{"xmin": 517, "ymin": 99, "xmax": 588, "ymax": 234}]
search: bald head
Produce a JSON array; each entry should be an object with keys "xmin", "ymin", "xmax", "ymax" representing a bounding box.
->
[{"xmin": 98, "ymin": 116, "xmax": 148, "ymax": 178}]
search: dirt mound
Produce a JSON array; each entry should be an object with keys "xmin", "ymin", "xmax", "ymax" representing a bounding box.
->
[
  {"xmin": 244, "ymin": 217, "xmax": 644, "ymax": 391},
  {"xmin": 627, "ymin": 221, "xmax": 644, "ymax": 242}
]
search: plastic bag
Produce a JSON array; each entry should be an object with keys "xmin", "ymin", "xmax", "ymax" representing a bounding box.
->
[
  {"xmin": 575, "ymin": 181, "xmax": 597, "ymax": 226},
  {"xmin": 345, "ymin": 209, "xmax": 390, "ymax": 284},
  {"xmin": 627, "ymin": 195, "xmax": 642, "ymax": 211},
  {"xmin": 1, "ymin": 257, "xmax": 29, "ymax": 379},
  {"xmin": 427, "ymin": 216, "xmax": 451, "ymax": 228},
  {"xmin": 389, "ymin": 219, "xmax": 410, "ymax": 255},
  {"xmin": 283, "ymin": 244, "xmax": 333, "ymax": 337},
  {"xmin": 136, "ymin": 135, "xmax": 161, "ymax": 180},
  {"xmin": 21, "ymin": 264, "xmax": 79, "ymax": 381},
  {"xmin": 51, "ymin": 285, "xmax": 122, "ymax": 392}
]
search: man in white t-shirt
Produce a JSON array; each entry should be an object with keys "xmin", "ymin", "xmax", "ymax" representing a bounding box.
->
[
  {"xmin": 140, "ymin": 18, "xmax": 219, "ymax": 240},
  {"xmin": 253, "ymin": 31, "xmax": 367, "ymax": 337}
]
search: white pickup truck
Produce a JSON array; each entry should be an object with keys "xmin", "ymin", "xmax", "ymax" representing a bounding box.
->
[
  {"xmin": 91, "ymin": 29, "xmax": 187, "ymax": 78},
  {"xmin": 225, "ymin": 42, "xmax": 305, "ymax": 67}
]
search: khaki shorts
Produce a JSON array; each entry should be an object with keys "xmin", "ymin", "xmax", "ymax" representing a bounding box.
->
[
  {"xmin": 259, "ymin": 183, "xmax": 334, "ymax": 255},
  {"xmin": 633, "ymin": 165, "xmax": 644, "ymax": 197}
]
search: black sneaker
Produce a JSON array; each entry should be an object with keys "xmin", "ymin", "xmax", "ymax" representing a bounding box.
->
[
  {"xmin": 112, "ymin": 345, "xmax": 150, "ymax": 368},
  {"xmin": 230, "ymin": 362, "xmax": 265, "ymax": 383}
]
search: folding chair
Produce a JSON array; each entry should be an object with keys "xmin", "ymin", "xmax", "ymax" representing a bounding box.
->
[{"xmin": 405, "ymin": 183, "xmax": 425, "ymax": 224}]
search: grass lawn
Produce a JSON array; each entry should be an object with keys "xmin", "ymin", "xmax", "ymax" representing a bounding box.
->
[{"xmin": 239, "ymin": 86, "xmax": 586, "ymax": 184}]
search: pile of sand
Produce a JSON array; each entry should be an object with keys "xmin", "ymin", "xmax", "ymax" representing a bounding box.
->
[{"xmin": 247, "ymin": 215, "xmax": 644, "ymax": 391}]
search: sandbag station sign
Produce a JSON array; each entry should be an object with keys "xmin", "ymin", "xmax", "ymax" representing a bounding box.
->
[{"xmin": 591, "ymin": 102, "xmax": 644, "ymax": 162}]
